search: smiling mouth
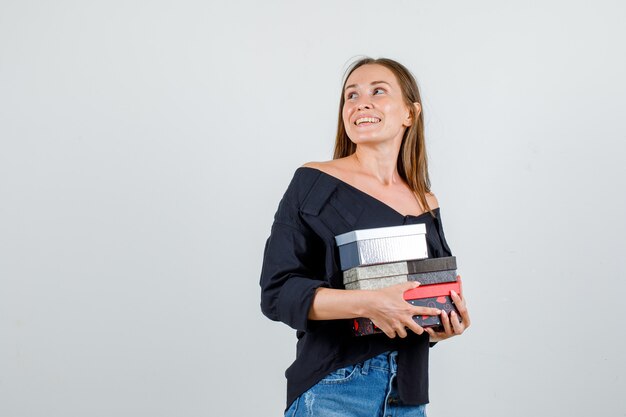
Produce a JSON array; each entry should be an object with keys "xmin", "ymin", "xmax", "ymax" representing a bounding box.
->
[{"xmin": 355, "ymin": 117, "xmax": 381, "ymax": 126}]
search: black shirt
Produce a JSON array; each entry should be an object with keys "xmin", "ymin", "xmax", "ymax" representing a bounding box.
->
[{"xmin": 259, "ymin": 167, "xmax": 453, "ymax": 410}]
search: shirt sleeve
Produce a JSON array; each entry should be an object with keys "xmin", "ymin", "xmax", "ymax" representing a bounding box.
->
[
  {"xmin": 259, "ymin": 193, "xmax": 329, "ymax": 332},
  {"xmin": 433, "ymin": 208, "xmax": 453, "ymax": 257}
]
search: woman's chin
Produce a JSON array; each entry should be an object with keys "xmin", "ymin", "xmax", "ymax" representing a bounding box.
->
[{"xmin": 348, "ymin": 135, "xmax": 397, "ymax": 147}]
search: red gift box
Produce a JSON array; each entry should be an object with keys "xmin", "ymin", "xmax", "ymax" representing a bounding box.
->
[{"xmin": 352, "ymin": 279, "xmax": 461, "ymax": 336}]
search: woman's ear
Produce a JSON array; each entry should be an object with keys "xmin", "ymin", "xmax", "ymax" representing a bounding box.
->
[
  {"xmin": 404, "ymin": 102, "xmax": 422, "ymax": 127},
  {"xmin": 413, "ymin": 102, "xmax": 421, "ymax": 119}
]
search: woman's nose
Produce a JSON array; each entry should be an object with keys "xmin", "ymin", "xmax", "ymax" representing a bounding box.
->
[{"xmin": 357, "ymin": 101, "xmax": 372, "ymax": 110}]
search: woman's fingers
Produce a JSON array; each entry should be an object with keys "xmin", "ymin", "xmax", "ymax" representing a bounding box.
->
[
  {"xmin": 410, "ymin": 305, "xmax": 442, "ymax": 317},
  {"xmin": 395, "ymin": 324, "xmax": 409, "ymax": 338},
  {"xmin": 450, "ymin": 290, "xmax": 471, "ymax": 329},
  {"xmin": 374, "ymin": 316, "xmax": 425, "ymax": 338},
  {"xmin": 424, "ymin": 289, "xmax": 471, "ymax": 341},
  {"xmin": 440, "ymin": 310, "xmax": 453, "ymax": 335},
  {"xmin": 423, "ymin": 314, "xmax": 453, "ymax": 342},
  {"xmin": 384, "ymin": 328, "xmax": 397, "ymax": 339},
  {"xmin": 454, "ymin": 275, "xmax": 471, "ymax": 328},
  {"xmin": 395, "ymin": 281, "xmax": 420, "ymax": 292},
  {"xmin": 371, "ymin": 319, "xmax": 396, "ymax": 339},
  {"xmin": 424, "ymin": 323, "xmax": 449, "ymax": 342},
  {"xmin": 404, "ymin": 316, "xmax": 425, "ymax": 336},
  {"xmin": 424, "ymin": 327, "xmax": 437, "ymax": 341},
  {"xmin": 450, "ymin": 311, "xmax": 464, "ymax": 334}
]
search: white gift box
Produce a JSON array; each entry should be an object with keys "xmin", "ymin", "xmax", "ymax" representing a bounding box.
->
[{"xmin": 334, "ymin": 224, "xmax": 428, "ymax": 271}]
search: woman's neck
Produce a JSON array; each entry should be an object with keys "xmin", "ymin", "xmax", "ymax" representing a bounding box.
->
[{"xmin": 349, "ymin": 145, "xmax": 402, "ymax": 186}]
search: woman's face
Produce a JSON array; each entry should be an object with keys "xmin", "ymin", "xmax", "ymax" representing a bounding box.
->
[{"xmin": 342, "ymin": 64, "xmax": 413, "ymax": 146}]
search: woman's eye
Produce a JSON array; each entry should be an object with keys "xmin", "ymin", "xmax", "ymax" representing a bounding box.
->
[
  {"xmin": 373, "ymin": 88, "xmax": 385, "ymax": 95},
  {"xmin": 346, "ymin": 92, "xmax": 357, "ymax": 100}
]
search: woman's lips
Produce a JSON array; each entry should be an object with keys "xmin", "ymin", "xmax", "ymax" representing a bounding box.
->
[{"xmin": 354, "ymin": 116, "xmax": 381, "ymax": 126}]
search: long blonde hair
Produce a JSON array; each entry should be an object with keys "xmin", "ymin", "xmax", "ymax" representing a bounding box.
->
[{"xmin": 333, "ymin": 57, "xmax": 432, "ymax": 215}]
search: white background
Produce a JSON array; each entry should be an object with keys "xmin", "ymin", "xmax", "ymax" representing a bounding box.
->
[{"xmin": 1, "ymin": 1, "xmax": 625, "ymax": 416}]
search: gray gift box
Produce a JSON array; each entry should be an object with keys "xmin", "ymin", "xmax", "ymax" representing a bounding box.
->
[
  {"xmin": 344, "ymin": 256, "xmax": 457, "ymax": 282},
  {"xmin": 343, "ymin": 257, "xmax": 457, "ymax": 290},
  {"xmin": 344, "ymin": 270, "xmax": 458, "ymax": 290},
  {"xmin": 334, "ymin": 224, "xmax": 427, "ymax": 271}
]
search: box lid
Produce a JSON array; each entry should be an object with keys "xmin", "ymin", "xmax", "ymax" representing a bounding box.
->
[
  {"xmin": 334, "ymin": 223, "xmax": 426, "ymax": 246},
  {"xmin": 403, "ymin": 279, "xmax": 461, "ymax": 300}
]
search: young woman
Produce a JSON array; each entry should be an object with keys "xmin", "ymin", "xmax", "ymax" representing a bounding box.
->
[{"xmin": 260, "ymin": 57, "xmax": 470, "ymax": 417}]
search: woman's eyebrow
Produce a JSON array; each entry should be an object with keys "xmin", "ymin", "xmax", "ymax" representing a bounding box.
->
[{"xmin": 344, "ymin": 80, "xmax": 392, "ymax": 91}]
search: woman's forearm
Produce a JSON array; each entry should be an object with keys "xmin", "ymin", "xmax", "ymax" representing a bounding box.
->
[
  {"xmin": 308, "ymin": 282, "xmax": 443, "ymax": 338},
  {"xmin": 307, "ymin": 287, "xmax": 373, "ymax": 320}
]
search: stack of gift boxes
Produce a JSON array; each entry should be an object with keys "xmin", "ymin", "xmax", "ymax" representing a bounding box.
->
[{"xmin": 334, "ymin": 223, "xmax": 461, "ymax": 336}]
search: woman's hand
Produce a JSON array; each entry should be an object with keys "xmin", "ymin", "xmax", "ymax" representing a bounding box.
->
[
  {"xmin": 424, "ymin": 282, "xmax": 471, "ymax": 342},
  {"xmin": 366, "ymin": 281, "xmax": 441, "ymax": 339}
]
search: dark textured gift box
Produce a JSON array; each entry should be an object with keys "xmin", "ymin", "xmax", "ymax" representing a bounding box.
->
[
  {"xmin": 351, "ymin": 280, "xmax": 462, "ymax": 336},
  {"xmin": 344, "ymin": 270, "xmax": 457, "ymax": 290},
  {"xmin": 344, "ymin": 256, "xmax": 457, "ymax": 282},
  {"xmin": 343, "ymin": 257, "xmax": 457, "ymax": 290},
  {"xmin": 334, "ymin": 224, "xmax": 428, "ymax": 271}
]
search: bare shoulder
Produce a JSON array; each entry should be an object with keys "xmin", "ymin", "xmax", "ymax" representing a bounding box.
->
[
  {"xmin": 301, "ymin": 159, "xmax": 351, "ymax": 176},
  {"xmin": 426, "ymin": 191, "xmax": 440, "ymax": 210},
  {"xmin": 301, "ymin": 161, "xmax": 328, "ymax": 170}
]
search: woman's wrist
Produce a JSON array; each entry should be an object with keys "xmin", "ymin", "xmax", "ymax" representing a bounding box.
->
[{"xmin": 353, "ymin": 289, "xmax": 377, "ymax": 318}]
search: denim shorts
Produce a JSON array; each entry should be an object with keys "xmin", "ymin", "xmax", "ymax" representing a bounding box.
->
[{"xmin": 285, "ymin": 351, "xmax": 427, "ymax": 417}]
